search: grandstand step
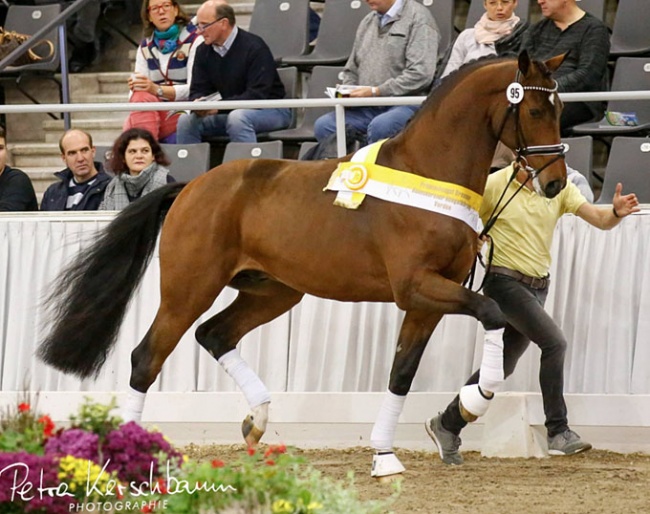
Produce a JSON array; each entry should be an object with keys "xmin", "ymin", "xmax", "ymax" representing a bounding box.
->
[
  {"xmin": 96, "ymin": 72, "xmax": 132, "ymax": 95},
  {"xmin": 69, "ymin": 94, "xmax": 130, "ymax": 120},
  {"xmin": 21, "ymin": 167, "xmax": 59, "ymax": 195},
  {"xmin": 42, "ymin": 119, "xmax": 126, "ymax": 144},
  {"xmin": 68, "ymin": 73, "xmax": 103, "ymax": 97},
  {"xmin": 9, "ymin": 143, "xmax": 66, "ymax": 168}
]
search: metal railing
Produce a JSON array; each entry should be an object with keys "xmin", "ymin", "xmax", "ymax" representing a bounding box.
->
[{"xmin": 0, "ymin": 90, "xmax": 648, "ymax": 156}]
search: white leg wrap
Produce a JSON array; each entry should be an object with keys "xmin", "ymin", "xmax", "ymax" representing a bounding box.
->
[
  {"xmin": 370, "ymin": 390, "xmax": 406, "ymax": 452},
  {"xmin": 460, "ymin": 384, "xmax": 492, "ymax": 418},
  {"xmin": 371, "ymin": 452, "xmax": 406, "ymax": 478},
  {"xmin": 478, "ymin": 328, "xmax": 505, "ymax": 394},
  {"xmin": 218, "ymin": 349, "xmax": 271, "ymax": 409},
  {"xmin": 122, "ymin": 387, "xmax": 146, "ymax": 424}
]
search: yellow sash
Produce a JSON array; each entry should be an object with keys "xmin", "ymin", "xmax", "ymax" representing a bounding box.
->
[{"xmin": 324, "ymin": 140, "xmax": 482, "ymax": 231}]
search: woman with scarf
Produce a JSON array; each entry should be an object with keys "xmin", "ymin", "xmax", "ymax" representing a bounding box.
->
[
  {"xmin": 123, "ymin": 0, "xmax": 202, "ymax": 142},
  {"xmin": 100, "ymin": 128, "xmax": 175, "ymax": 211},
  {"xmin": 439, "ymin": 0, "xmax": 526, "ymax": 79}
]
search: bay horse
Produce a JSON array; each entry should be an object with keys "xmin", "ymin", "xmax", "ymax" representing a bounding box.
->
[{"xmin": 39, "ymin": 51, "xmax": 567, "ymax": 478}]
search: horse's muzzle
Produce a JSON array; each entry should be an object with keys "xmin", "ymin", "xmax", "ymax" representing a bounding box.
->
[{"xmin": 543, "ymin": 179, "xmax": 564, "ymax": 199}]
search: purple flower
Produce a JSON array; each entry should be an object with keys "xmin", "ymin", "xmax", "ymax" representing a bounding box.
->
[
  {"xmin": 44, "ymin": 428, "xmax": 99, "ymax": 462},
  {"xmin": 0, "ymin": 452, "xmax": 78, "ymax": 513},
  {"xmin": 103, "ymin": 422, "xmax": 183, "ymax": 484}
]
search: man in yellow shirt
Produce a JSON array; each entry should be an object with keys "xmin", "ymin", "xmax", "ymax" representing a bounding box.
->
[{"xmin": 426, "ymin": 161, "xmax": 639, "ymax": 465}]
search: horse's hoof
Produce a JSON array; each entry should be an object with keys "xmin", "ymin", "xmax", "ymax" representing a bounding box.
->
[
  {"xmin": 242, "ymin": 414, "xmax": 265, "ymax": 447},
  {"xmin": 375, "ymin": 473, "xmax": 403, "ymax": 484},
  {"xmin": 459, "ymin": 384, "xmax": 492, "ymax": 422},
  {"xmin": 371, "ymin": 451, "xmax": 405, "ymax": 479}
]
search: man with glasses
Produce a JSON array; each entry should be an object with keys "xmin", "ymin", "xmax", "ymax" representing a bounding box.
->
[
  {"xmin": 41, "ymin": 129, "xmax": 111, "ymax": 211},
  {"xmin": 176, "ymin": 0, "xmax": 290, "ymax": 144}
]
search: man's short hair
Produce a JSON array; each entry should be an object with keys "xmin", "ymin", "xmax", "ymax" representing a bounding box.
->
[
  {"xmin": 0, "ymin": 125, "xmax": 5, "ymax": 140},
  {"xmin": 59, "ymin": 129, "xmax": 94, "ymax": 154},
  {"xmin": 216, "ymin": 3, "xmax": 236, "ymax": 26}
]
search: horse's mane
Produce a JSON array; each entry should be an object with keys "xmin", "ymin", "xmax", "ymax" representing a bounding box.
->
[
  {"xmin": 422, "ymin": 55, "xmax": 511, "ymax": 111},
  {"xmin": 412, "ymin": 53, "xmax": 553, "ymax": 123}
]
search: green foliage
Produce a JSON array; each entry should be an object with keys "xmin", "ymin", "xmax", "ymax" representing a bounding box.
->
[
  {"xmin": 0, "ymin": 394, "xmax": 53, "ymax": 455},
  {"xmin": 68, "ymin": 396, "xmax": 122, "ymax": 439},
  {"xmin": 140, "ymin": 445, "xmax": 397, "ymax": 514}
]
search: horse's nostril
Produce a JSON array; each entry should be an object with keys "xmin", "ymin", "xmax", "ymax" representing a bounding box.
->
[{"xmin": 544, "ymin": 180, "xmax": 563, "ymax": 198}]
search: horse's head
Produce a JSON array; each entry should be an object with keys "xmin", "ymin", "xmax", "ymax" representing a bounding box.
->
[{"xmin": 498, "ymin": 51, "xmax": 567, "ymax": 199}]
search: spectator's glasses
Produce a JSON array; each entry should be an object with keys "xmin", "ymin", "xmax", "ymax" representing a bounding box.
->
[
  {"xmin": 148, "ymin": 2, "xmax": 175, "ymax": 14},
  {"xmin": 197, "ymin": 17, "xmax": 226, "ymax": 32}
]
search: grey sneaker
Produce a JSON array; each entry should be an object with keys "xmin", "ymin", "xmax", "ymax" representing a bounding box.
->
[
  {"xmin": 425, "ymin": 414, "xmax": 463, "ymax": 465},
  {"xmin": 547, "ymin": 429, "xmax": 592, "ymax": 456}
]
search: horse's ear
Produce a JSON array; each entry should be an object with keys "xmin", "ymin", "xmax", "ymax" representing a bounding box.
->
[
  {"xmin": 518, "ymin": 50, "xmax": 531, "ymax": 76},
  {"xmin": 545, "ymin": 52, "xmax": 569, "ymax": 72}
]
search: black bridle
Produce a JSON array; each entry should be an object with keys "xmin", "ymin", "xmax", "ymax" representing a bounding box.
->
[
  {"xmin": 464, "ymin": 71, "xmax": 567, "ymax": 290},
  {"xmin": 500, "ymin": 71, "xmax": 566, "ymax": 187}
]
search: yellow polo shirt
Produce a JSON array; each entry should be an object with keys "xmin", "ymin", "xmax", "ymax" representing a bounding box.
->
[{"xmin": 480, "ymin": 165, "xmax": 587, "ymax": 278}]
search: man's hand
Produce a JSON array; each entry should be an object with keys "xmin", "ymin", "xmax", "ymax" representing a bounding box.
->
[
  {"xmin": 349, "ymin": 86, "xmax": 374, "ymax": 98},
  {"xmin": 476, "ymin": 235, "xmax": 489, "ymax": 255},
  {"xmin": 612, "ymin": 182, "xmax": 640, "ymax": 218}
]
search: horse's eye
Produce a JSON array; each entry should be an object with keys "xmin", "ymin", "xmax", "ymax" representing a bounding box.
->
[{"xmin": 529, "ymin": 108, "xmax": 542, "ymax": 118}]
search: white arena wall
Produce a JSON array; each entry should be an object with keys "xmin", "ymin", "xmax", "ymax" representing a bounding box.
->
[{"xmin": 1, "ymin": 211, "xmax": 650, "ymax": 455}]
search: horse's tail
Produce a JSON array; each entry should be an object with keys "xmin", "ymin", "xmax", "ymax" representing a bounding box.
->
[{"xmin": 38, "ymin": 182, "xmax": 187, "ymax": 378}]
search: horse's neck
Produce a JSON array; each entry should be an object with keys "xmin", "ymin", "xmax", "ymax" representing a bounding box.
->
[{"xmin": 386, "ymin": 67, "xmax": 509, "ymax": 194}]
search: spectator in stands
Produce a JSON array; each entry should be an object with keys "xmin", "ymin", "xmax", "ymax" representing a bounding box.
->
[
  {"xmin": 68, "ymin": 1, "xmax": 103, "ymax": 73},
  {"xmin": 100, "ymin": 128, "xmax": 174, "ymax": 210},
  {"xmin": 519, "ymin": 0, "xmax": 610, "ymax": 134},
  {"xmin": 439, "ymin": 0, "xmax": 527, "ymax": 79},
  {"xmin": 313, "ymin": 0, "xmax": 439, "ymax": 145},
  {"xmin": 426, "ymin": 159, "xmax": 639, "ymax": 465},
  {"xmin": 176, "ymin": 0, "xmax": 291, "ymax": 144},
  {"xmin": 40, "ymin": 129, "xmax": 111, "ymax": 211},
  {"xmin": 0, "ymin": 125, "xmax": 37, "ymax": 211},
  {"xmin": 122, "ymin": 0, "xmax": 202, "ymax": 143}
]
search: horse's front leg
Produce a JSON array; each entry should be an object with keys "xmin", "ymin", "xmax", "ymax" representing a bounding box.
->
[
  {"xmin": 370, "ymin": 310, "xmax": 442, "ymax": 479},
  {"xmin": 372, "ymin": 271, "xmax": 507, "ymax": 476},
  {"xmin": 402, "ymin": 272, "xmax": 508, "ymax": 420}
]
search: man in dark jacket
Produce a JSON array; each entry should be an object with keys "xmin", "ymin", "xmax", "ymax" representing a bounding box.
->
[
  {"xmin": 41, "ymin": 129, "xmax": 110, "ymax": 211},
  {"xmin": 0, "ymin": 125, "xmax": 37, "ymax": 211}
]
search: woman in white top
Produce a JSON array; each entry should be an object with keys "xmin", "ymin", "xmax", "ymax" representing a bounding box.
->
[
  {"xmin": 440, "ymin": 0, "xmax": 522, "ymax": 79},
  {"xmin": 123, "ymin": 0, "xmax": 203, "ymax": 143}
]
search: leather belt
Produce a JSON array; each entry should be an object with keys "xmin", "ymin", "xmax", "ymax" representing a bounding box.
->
[{"xmin": 488, "ymin": 265, "xmax": 550, "ymax": 290}]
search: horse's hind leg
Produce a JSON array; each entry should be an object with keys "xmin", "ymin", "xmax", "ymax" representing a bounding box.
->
[
  {"xmin": 195, "ymin": 283, "xmax": 304, "ymax": 446},
  {"xmin": 370, "ymin": 309, "xmax": 442, "ymax": 479},
  {"xmin": 124, "ymin": 276, "xmax": 231, "ymax": 423}
]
